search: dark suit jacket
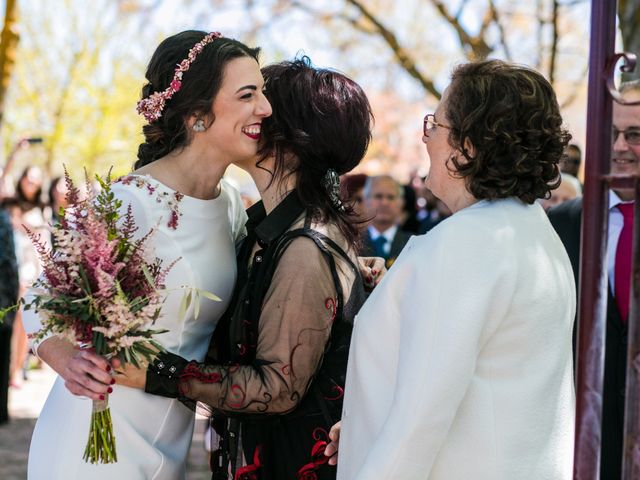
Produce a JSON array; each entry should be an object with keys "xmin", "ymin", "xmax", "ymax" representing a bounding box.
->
[
  {"xmin": 0, "ymin": 209, "xmax": 18, "ymax": 320},
  {"xmin": 548, "ymin": 197, "xmax": 626, "ymax": 480},
  {"xmin": 360, "ymin": 227, "xmax": 412, "ymax": 269}
]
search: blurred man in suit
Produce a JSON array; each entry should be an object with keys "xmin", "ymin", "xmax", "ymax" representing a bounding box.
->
[
  {"xmin": 360, "ymin": 175, "xmax": 411, "ymax": 268},
  {"xmin": 548, "ymin": 80, "xmax": 640, "ymax": 479}
]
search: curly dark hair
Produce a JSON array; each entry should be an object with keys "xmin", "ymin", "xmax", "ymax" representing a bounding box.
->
[
  {"xmin": 135, "ymin": 31, "xmax": 260, "ymax": 170},
  {"xmin": 258, "ymin": 57, "xmax": 373, "ymax": 245},
  {"xmin": 444, "ymin": 59, "xmax": 571, "ymax": 204}
]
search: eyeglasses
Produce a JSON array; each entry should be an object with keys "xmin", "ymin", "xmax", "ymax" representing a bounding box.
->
[
  {"xmin": 423, "ymin": 114, "xmax": 451, "ymax": 136},
  {"xmin": 612, "ymin": 126, "xmax": 640, "ymax": 145}
]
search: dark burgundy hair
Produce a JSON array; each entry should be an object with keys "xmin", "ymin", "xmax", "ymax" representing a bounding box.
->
[{"xmin": 258, "ymin": 56, "xmax": 373, "ymax": 244}]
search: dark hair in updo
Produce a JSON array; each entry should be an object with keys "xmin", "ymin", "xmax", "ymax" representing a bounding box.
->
[
  {"xmin": 135, "ymin": 30, "xmax": 260, "ymax": 169},
  {"xmin": 444, "ymin": 59, "xmax": 571, "ymax": 204},
  {"xmin": 258, "ymin": 56, "xmax": 373, "ymax": 245}
]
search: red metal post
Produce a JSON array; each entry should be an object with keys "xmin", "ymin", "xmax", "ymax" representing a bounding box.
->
[
  {"xmin": 622, "ymin": 180, "xmax": 640, "ymax": 478},
  {"xmin": 573, "ymin": 0, "xmax": 617, "ymax": 478}
]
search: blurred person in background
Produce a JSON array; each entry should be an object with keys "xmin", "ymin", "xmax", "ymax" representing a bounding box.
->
[
  {"xmin": 9, "ymin": 166, "xmax": 48, "ymax": 389},
  {"xmin": 539, "ymin": 172, "xmax": 580, "ymax": 211},
  {"xmin": 418, "ymin": 186, "xmax": 451, "ymax": 234},
  {"xmin": 359, "ymin": 175, "xmax": 412, "ymax": 268},
  {"xmin": 340, "ymin": 173, "xmax": 368, "ymax": 219},
  {"xmin": 0, "ymin": 138, "xmax": 43, "ymax": 200},
  {"xmin": 0, "ymin": 206, "xmax": 19, "ymax": 424},
  {"xmin": 560, "ymin": 143, "xmax": 582, "ymax": 178},
  {"xmin": 400, "ymin": 183, "xmax": 421, "ymax": 233},
  {"xmin": 47, "ymin": 176, "xmax": 70, "ymax": 225}
]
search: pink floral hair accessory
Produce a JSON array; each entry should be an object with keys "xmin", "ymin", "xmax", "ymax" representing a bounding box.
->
[{"xmin": 136, "ymin": 31, "xmax": 222, "ymax": 123}]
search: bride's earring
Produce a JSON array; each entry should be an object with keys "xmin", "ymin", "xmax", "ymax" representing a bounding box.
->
[{"xmin": 192, "ymin": 118, "xmax": 205, "ymax": 132}]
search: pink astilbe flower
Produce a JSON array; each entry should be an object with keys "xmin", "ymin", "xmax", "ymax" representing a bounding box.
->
[{"xmin": 80, "ymin": 211, "xmax": 125, "ymax": 298}]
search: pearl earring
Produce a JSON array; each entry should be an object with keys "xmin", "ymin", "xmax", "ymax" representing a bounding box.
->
[{"xmin": 192, "ymin": 119, "xmax": 205, "ymax": 132}]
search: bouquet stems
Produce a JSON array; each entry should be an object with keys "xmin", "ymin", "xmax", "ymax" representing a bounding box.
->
[{"xmin": 82, "ymin": 394, "xmax": 117, "ymax": 464}]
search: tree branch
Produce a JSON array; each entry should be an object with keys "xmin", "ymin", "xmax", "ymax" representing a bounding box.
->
[
  {"xmin": 560, "ymin": 65, "xmax": 589, "ymax": 109},
  {"xmin": 487, "ymin": 0, "xmax": 512, "ymax": 60},
  {"xmin": 428, "ymin": 0, "xmax": 492, "ymax": 60},
  {"xmin": 344, "ymin": 0, "xmax": 440, "ymax": 99},
  {"xmin": 548, "ymin": 0, "xmax": 560, "ymax": 85}
]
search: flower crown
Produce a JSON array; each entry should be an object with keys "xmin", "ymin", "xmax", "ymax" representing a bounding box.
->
[{"xmin": 136, "ymin": 31, "xmax": 222, "ymax": 123}]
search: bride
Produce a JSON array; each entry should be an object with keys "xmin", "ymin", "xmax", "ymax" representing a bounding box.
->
[{"xmin": 24, "ymin": 30, "xmax": 272, "ymax": 479}]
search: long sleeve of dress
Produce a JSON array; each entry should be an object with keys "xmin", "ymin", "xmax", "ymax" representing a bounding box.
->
[
  {"xmin": 350, "ymin": 220, "xmax": 518, "ymax": 479},
  {"xmin": 149, "ymin": 236, "xmax": 342, "ymax": 415}
]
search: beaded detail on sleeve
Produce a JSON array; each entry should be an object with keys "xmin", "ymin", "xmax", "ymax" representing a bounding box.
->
[{"xmin": 115, "ymin": 175, "xmax": 184, "ymax": 230}]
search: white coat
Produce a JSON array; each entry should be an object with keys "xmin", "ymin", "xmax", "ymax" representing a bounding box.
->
[{"xmin": 338, "ymin": 198, "xmax": 576, "ymax": 480}]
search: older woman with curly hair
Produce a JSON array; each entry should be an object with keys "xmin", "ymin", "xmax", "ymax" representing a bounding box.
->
[{"xmin": 329, "ymin": 60, "xmax": 576, "ymax": 480}]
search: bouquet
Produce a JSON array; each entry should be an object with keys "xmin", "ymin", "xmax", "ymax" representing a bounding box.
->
[{"xmin": 16, "ymin": 170, "xmax": 176, "ymax": 464}]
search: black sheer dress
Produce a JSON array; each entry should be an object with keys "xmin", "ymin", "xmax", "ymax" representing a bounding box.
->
[{"xmin": 146, "ymin": 192, "xmax": 365, "ymax": 480}]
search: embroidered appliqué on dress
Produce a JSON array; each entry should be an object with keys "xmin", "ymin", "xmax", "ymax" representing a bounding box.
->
[
  {"xmin": 296, "ymin": 428, "xmax": 331, "ymax": 480},
  {"xmin": 116, "ymin": 175, "xmax": 184, "ymax": 230}
]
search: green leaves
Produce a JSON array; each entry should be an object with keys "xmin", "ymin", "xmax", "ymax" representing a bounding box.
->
[
  {"xmin": 0, "ymin": 302, "xmax": 20, "ymax": 324},
  {"xmin": 177, "ymin": 286, "xmax": 221, "ymax": 321}
]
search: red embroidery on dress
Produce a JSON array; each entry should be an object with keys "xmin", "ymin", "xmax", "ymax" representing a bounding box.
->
[
  {"xmin": 288, "ymin": 343, "xmax": 303, "ymax": 377},
  {"xmin": 312, "ymin": 427, "xmax": 329, "ymax": 441},
  {"xmin": 234, "ymin": 445, "xmax": 262, "ymax": 480},
  {"xmin": 325, "ymin": 297, "xmax": 337, "ymax": 322},
  {"xmin": 229, "ymin": 384, "xmax": 246, "ymax": 409},
  {"xmin": 324, "ymin": 385, "xmax": 344, "ymax": 401},
  {"xmin": 296, "ymin": 429, "xmax": 331, "ymax": 479},
  {"xmin": 115, "ymin": 175, "xmax": 184, "ymax": 230},
  {"xmin": 180, "ymin": 362, "xmax": 222, "ymax": 383}
]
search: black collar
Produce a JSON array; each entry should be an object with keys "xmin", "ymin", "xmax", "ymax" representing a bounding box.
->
[{"xmin": 247, "ymin": 191, "xmax": 306, "ymax": 245}]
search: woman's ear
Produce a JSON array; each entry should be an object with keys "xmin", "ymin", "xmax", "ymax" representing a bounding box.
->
[
  {"xmin": 186, "ymin": 114, "xmax": 196, "ymax": 129},
  {"xmin": 462, "ymin": 136, "xmax": 476, "ymax": 160}
]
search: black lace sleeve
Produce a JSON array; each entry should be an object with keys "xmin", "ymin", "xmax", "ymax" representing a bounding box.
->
[{"xmin": 146, "ymin": 236, "xmax": 354, "ymax": 415}]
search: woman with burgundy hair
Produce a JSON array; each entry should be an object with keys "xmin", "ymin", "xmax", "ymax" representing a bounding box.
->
[{"xmin": 117, "ymin": 56, "xmax": 374, "ymax": 480}]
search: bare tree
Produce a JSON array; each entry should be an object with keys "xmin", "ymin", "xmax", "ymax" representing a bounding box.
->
[
  {"xmin": 0, "ymin": 0, "xmax": 19, "ymax": 127},
  {"xmin": 238, "ymin": 0, "xmax": 589, "ymax": 106}
]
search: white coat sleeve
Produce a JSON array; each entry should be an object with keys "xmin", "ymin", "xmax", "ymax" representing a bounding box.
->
[{"xmin": 352, "ymin": 222, "xmax": 518, "ymax": 479}]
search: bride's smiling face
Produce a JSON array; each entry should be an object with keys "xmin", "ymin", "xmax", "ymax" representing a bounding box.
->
[{"xmin": 201, "ymin": 56, "xmax": 272, "ymax": 166}]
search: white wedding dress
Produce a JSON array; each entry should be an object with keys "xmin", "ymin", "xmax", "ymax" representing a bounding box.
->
[{"xmin": 24, "ymin": 175, "xmax": 247, "ymax": 480}]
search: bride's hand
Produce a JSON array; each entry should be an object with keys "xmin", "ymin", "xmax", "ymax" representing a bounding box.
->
[
  {"xmin": 324, "ymin": 420, "xmax": 341, "ymax": 466},
  {"xmin": 111, "ymin": 357, "xmax": 148, "ymax": 390},
  {"xmin": 61, "ymin": 348, "xmax": 114, "ymax": 401}
]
